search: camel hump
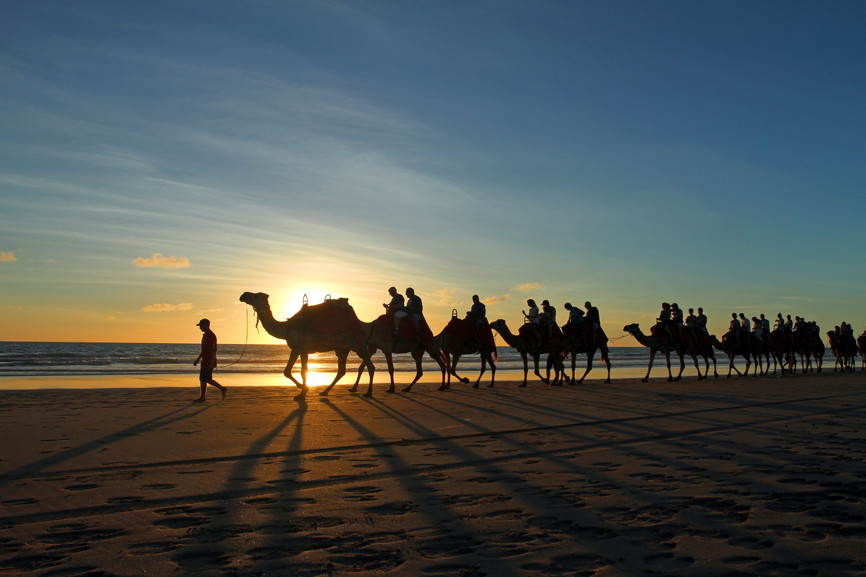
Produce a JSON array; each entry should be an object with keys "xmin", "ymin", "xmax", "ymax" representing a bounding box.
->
[{"xmin": 291, "ymin": 297, "xmax": 362, "ymax": 335}]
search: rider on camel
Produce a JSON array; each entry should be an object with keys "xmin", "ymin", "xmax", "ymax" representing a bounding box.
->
[
  {"xmin": 671, "ymin": 303, "xmax": 684, "ymax": 343},
  {"xmin": 468, "ymin": 294, "xmax": 487, "ymax": 345},
  {"xmin": 729, "ymin": 313, "xmax": 741, "ymax": 347},
  {"xmin": 564, "ymin": 302, "xmax": 585, "ymax": 336},
  {"xmin": 657, "ymin": 302, "xmax": 673, "ymax": 343},
  {"xmin": 584, "ymin": 301, "xmax": 600, "ymax": 345},
  {"xmin": 685, "ymin": 308, "xmax": 698, "ymax": 345},
  {"xmin": 383, "ymin": 287, "xmax": 406, "ymax": 335},
  {"xmin": 540, "ymin": 300, "xmax": 557, "ymax": 343},
  {"xmin": 696, "ymin": 307, "xmax": 708, "ymax": 342},
  {"xmin": 523, "ymin": 299, "xmax": 541, "ymax": 343},
  {"xmin": 405, "ymin": 287, "xmax": 423, "ymax": 336}
]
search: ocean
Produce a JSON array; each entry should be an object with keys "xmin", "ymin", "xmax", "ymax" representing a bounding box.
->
[{"xmin": 0, "ymin": 341, "xmax": 830, "ymax": 388}]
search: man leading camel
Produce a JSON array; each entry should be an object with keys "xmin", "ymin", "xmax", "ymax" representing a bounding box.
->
[{"xmin": 193, "ymin": 318, "xmax": 227, "ymax": 402}]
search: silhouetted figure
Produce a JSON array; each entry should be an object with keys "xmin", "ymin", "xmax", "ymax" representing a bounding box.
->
[
  {"xmin": 696, "ymin": 307, "xmax": 708, "ymax": 335},
  {"xmin": 194, "ymin": 318, "xmax": 226, "ymax": 402},
  {"xmin": 523, "ymin": 299, "xmax": 541, "ymax": 343},
  {"xmin": 563, "ymin": 302, "xmax": 585, "ymax": 331},
  {"xmin": 468, "ymin": 294, "xmax": 487, "ymax": 343},
  {"xmin": 540, "ymin": 299, "xmax": 557, "ymax": 342},
  {"xmin": 584, "ymin": 301, "xmax": 600, "ymax": 344},
  {"xmin": 729, "ymin": 313, "xmax": 741, "ymax": 347},
  {"xmin": 405, "ymin": 287, "xmax": 423, "ymax": 335},
  {"xmin": 383, "ymin": 286, "xmax": 406, "ymax": 334},
  {"xmin": 657, "ymin": 302, "xmax": 673, "ymax": 342}
]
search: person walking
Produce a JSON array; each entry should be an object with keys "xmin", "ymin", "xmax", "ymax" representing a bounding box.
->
[{"xmin": 193, "ymin": 318, "xmax": 226, "ymax": 402}]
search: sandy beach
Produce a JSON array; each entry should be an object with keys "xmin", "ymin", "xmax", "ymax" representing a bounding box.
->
[{"xmin": 1, "ymin": 371, "xmax": 865, "ymax": 576}]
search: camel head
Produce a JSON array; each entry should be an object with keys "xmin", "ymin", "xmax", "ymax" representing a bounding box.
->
[
  {"xmin": 623, "ymin": 323, "xmax": 640, "ymax": 334},
  {"xmin": 489, "ymin": 319, "xmax": 507, "ymax": 332},
  {"xmin": 239, "ymin": 292, "xmax": 269, "ymax": 310}
]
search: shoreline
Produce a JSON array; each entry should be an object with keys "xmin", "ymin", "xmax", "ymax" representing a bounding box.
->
[{"xmin": 0, "ymin": 360, "xmax": 773, "ymax": 390}]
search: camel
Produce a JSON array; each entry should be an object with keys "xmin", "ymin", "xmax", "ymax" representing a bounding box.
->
[
  {"xmin": 352, "ymin": 314, "xmax": 448, "ymax": 393},
  {"xmin": 792, "ymin": 330, "xmax": 824, "ymax": 374},
  {"xmin": 711, "ymin": 334, "xmax": 757, "ymax": 377},
  {"xmin": 560, "ymin": 323, "xmax": 612, "ymax": 384},
  {"xmin": 827, "ymin": 331, "xmax": 856, "ymax": 372},
  {"xmin": 622, "ymin": 323, "xmax": 704, "ymax": 382},
  {"xmin": 239, "ymin": 292, "xmax": 374, "ymax": 399},
  {"xmin": 436, "ymin": 313, "xmax": 497, "ymax": 389},
  {"xmin": 488, "ymin": 319, "xmax": 564, "ymax": 387},
  {"xmin": 769, "ymin": 329, "xmax": 795, "ymax": 375}
]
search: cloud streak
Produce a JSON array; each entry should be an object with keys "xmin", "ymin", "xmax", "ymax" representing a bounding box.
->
[
  {"xmin": 0, "ymin": 251, "xmax": 16, "ymax": 262},
  {"xmin": 142, "ymin": 302, "xmax": 194, "ymax": 313},
  {"xmin": 133, "ymin": 253, "xmax": 190, "ymax": 269}
]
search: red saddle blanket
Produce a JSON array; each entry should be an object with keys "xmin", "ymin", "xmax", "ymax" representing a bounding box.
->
[{"xmin": 443, "ymin": 316, "xmax": 495, "ymax": 348}]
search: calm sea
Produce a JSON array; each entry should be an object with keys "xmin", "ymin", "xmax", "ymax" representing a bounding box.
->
[{"xmin": 0, "ymin": 341, "xmax": 828, "ymax": 388}]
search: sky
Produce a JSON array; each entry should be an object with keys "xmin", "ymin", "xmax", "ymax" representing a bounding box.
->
[{"xmin": 1, "ymin": 1, "xmax": 865, "ymax": 345}]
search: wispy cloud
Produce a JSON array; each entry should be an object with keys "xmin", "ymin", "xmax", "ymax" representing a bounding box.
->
[
  {"xmin": 512, "ymin": 282, "xmax": 543, "ymax": 293},
  {"xmin": 142, "ymin": 302, "xmax": 194, "ymax": 313},
  {"xmin": 0, "ymin": 251, "xmax": 16, "ymax": 262},
  {"xmin": 133, "ymin": 253, "xmax": 190, "ymax": 269},
  {"xmin": 483, "ymin": 294, "xmax": 510, "ymax": 305},
  {"xmin": 432, "ymin": 288, "xmax": 456, "ymax": 307}
]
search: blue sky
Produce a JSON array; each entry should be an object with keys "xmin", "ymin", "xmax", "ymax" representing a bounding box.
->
[{"xmin": 1, "ymin": 1, "xmax": 864, "ymax": 343}]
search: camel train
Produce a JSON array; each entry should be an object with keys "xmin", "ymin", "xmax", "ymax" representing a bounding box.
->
[
  {"xmin": 239, "ymin": 291, "xmax": 851, "ymax": 398},
  {"xmin": 239, "ymin": 291, "xmax": 611, "ymax": 398}
]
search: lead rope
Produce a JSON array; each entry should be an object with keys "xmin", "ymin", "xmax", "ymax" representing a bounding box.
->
[{"xmin": 219, "ymin": 307, "xmax": 253, "ymax": 368}]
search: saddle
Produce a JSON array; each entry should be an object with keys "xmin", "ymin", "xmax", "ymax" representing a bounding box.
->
[
  {"xmin": 519, "ymin": 323, "xmax": 562, "ymax": 352},
  {"xmin": 293, "ymin": 297, "xmax": 364, "ymax": 338},
  {"xmin": 379, "ymin": 313, "xmax": 434, "ymax": 348},
  {"xmin": 444, "ymin": 316, "xmax": 495, "ymax": 349}
]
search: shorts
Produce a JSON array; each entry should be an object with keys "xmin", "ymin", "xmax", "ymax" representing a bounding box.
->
[{"xmin": 199, "ymin": 366, "xmax": 214, "ymax": 382}]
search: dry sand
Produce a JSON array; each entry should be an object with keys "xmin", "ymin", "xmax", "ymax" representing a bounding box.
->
[{"xmin": 1, "ymin": 371, "xmax": 865, "ymax": 576}]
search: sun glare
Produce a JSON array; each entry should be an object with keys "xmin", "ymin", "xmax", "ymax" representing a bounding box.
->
[{"xmin": 270, "ymin": 288, "xmax": 335, "ymax": 319}]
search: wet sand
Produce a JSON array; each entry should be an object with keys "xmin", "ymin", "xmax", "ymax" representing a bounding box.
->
[{"xmin": 1, "ymin": 371, "xmax": 865, "ymax": 576}]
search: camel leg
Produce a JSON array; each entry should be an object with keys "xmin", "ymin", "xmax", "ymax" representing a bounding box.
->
[
  {"xmin": 578, "ymin": 356, "xmax": 593, "ymax": 384},
  {"xmin": 724, "ymin": 353, "xmax": 736, "ymax": 377},
  {"xmin": 577, "ymin": 348, "xmax": 595, "ymax": 384},
  {"xmin": 450, "ymin": 354, "xmax": 470, "ymax": 385},
  {"xmin": 487, "ymin": 353, "xmax": 496, "ymax": 387},
  {"xmin": 401, "ymin": 351, "xmax": 423, "ymax": 392},
  {"xmin": 532, "ymin": 353, "xmax": 544, "ymax": 384},
  {"xmin": 349, "ymin": 359, "xmax": 366, "ymax": 392},
  {"xmin": 284, "ymin": 351, "xmax": 308, "ymax": 400},
  {"xmin": 384, "ymin": 352, "xmax": 397, "ymax": 393},
  {"xmin": 642, "ymin": 350, "xmax": 656, "ymax": 383},
  {"xmin": 474, "ymin": 355, "xmax": 486, "ymax": 388},
  {"xmin": 428, "ymin": 347, "xmax": 448, "ymax": 391},
  {"xmin": 519, "ymin": 352, "xmax": 529, "ymax": 387},
  {"xmin": 674, "ymin": 353, "xmax": 685, "ymax": 381},
  {"xmin": 665, "ymin": 352, "xmax": 674, "ymax": 381},
  {"xmin": 318, "ymin": 349, "xmax": 350, "ymax": 397},
  {"xmin": 439, "ymin": 351, "xmax": 452, "ymax": 391},
  {"xmin": 690, "ymin": 353, "xmax": 703, "ymax": 380}
]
